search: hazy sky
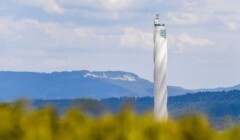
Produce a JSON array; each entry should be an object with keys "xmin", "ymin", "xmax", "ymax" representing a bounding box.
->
[{"xmin": 0, "ymin": 0, "xmax": 240, "ymax": 89}]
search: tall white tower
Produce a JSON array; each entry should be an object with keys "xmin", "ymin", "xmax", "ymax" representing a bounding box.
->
[{"xmin": 153, "ymin": 14, "xmax": 168, "ymax": 120}]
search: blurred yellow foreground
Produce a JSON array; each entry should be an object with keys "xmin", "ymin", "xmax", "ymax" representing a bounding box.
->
[{"xmin": 0, "ymin": 101, "xmax": 239, "ymax": 140}]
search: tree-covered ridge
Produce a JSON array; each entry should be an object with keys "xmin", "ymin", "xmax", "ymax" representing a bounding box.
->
[
  {"xmin": 0, "ymin": 71, "xmax": 153, "ymax": 99},
  {"xmin": 1, "ymin": 101, "xmax": 240, "ymax": 140},
  {"xmin": 31, "ymin": 90, "xmax": 240, "ymax": 129}
]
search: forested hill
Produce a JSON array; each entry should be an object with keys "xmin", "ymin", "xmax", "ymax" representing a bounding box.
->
[
  {"xmin": 1, "ymin": 71, "xmax": 240, "ymax": 100},
  {"xmin": 168, "ymin": 90, "xmax": 240, "ymax": 127},
  {"xmin": 0, "ymin": 71, "xmax": 191, "ymax": 100},
  {"xmin": 0, "ymin": 71, "xmax": 153, "ymax": 99},
  {"xmin": 32, "ymin": 90, "xmax": 240, "ymax": 129}
]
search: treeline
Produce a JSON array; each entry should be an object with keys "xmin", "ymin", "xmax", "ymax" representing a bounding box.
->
[
  {"xmin": 31, "ymin": 90, "xmax": 240, "ymax": 129},
  {"xmin": 1, "ymin": 101, "xmax": 240, "ymax": 140},
  {"xmin": 168, "ymin": 90, "xmax": 240, "ymax": 128}
]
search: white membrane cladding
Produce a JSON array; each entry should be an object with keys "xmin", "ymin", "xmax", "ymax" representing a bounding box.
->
[{"xmin": 153, "ymin": 21, "xmax": 168, "ymax": 120}]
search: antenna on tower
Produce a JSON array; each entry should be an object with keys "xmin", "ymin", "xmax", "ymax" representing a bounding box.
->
[{"xmin": 154, "ymin": 14, "xmax": 160, "ymax": 26}]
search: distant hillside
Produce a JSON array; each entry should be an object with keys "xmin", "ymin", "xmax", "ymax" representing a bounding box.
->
[
  {"xmin": 1, "ymin": 71, "xmax": 240, "ymax": 100},
  {"xmin": 0, "ymin": 71, "xmax": 153, "ymax": 100},
  {"xmin": 193, "ymin": 84, "xmax": 240, "ymax": 93},
  {"xmin": 0, "ymin": 71, "xmax": 193, "ymax": 100}
]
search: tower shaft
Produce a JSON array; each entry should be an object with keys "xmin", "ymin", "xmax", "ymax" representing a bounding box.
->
[{"xmin": 153, "ymin": 15, "xmax": 168, "ymax": 120}]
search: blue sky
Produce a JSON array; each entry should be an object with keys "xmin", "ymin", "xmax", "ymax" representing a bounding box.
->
[{"xmin": 0, "ymin": 0, "xmax": 240, "ymax": 89}]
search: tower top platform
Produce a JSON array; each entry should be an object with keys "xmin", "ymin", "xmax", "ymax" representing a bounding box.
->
[{"xmin": 154, "ymin": 14, "xmax": 165, "ymax": 26}]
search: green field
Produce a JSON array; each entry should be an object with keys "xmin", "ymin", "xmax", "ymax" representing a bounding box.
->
[{"xmin": 0, "ymin": 101, "xmax": 240, "ymax": 140}]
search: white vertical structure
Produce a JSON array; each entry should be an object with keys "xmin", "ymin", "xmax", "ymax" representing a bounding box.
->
[{"xmin": 153, "ymin": 14, "xmax": 168, "ymax": 120}]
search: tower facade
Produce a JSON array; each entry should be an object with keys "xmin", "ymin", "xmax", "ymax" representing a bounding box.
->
[{"xmin": 153, "ymin": 14, "xmax": 168, "ymax": 120}]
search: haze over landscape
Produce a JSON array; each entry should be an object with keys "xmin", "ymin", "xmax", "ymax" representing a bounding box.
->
[
  {"xmin": 2, "ymin": 1, "xmax": 240, "ymax": 139},
  {"xmin": 1, "ymin": 0, "xmax": 240, "ymax": 89}
]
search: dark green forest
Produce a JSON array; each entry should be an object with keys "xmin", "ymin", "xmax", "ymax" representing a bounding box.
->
[{"xmin": 30, "ymin": 90, "xmax": 240, "ymax": 129}]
